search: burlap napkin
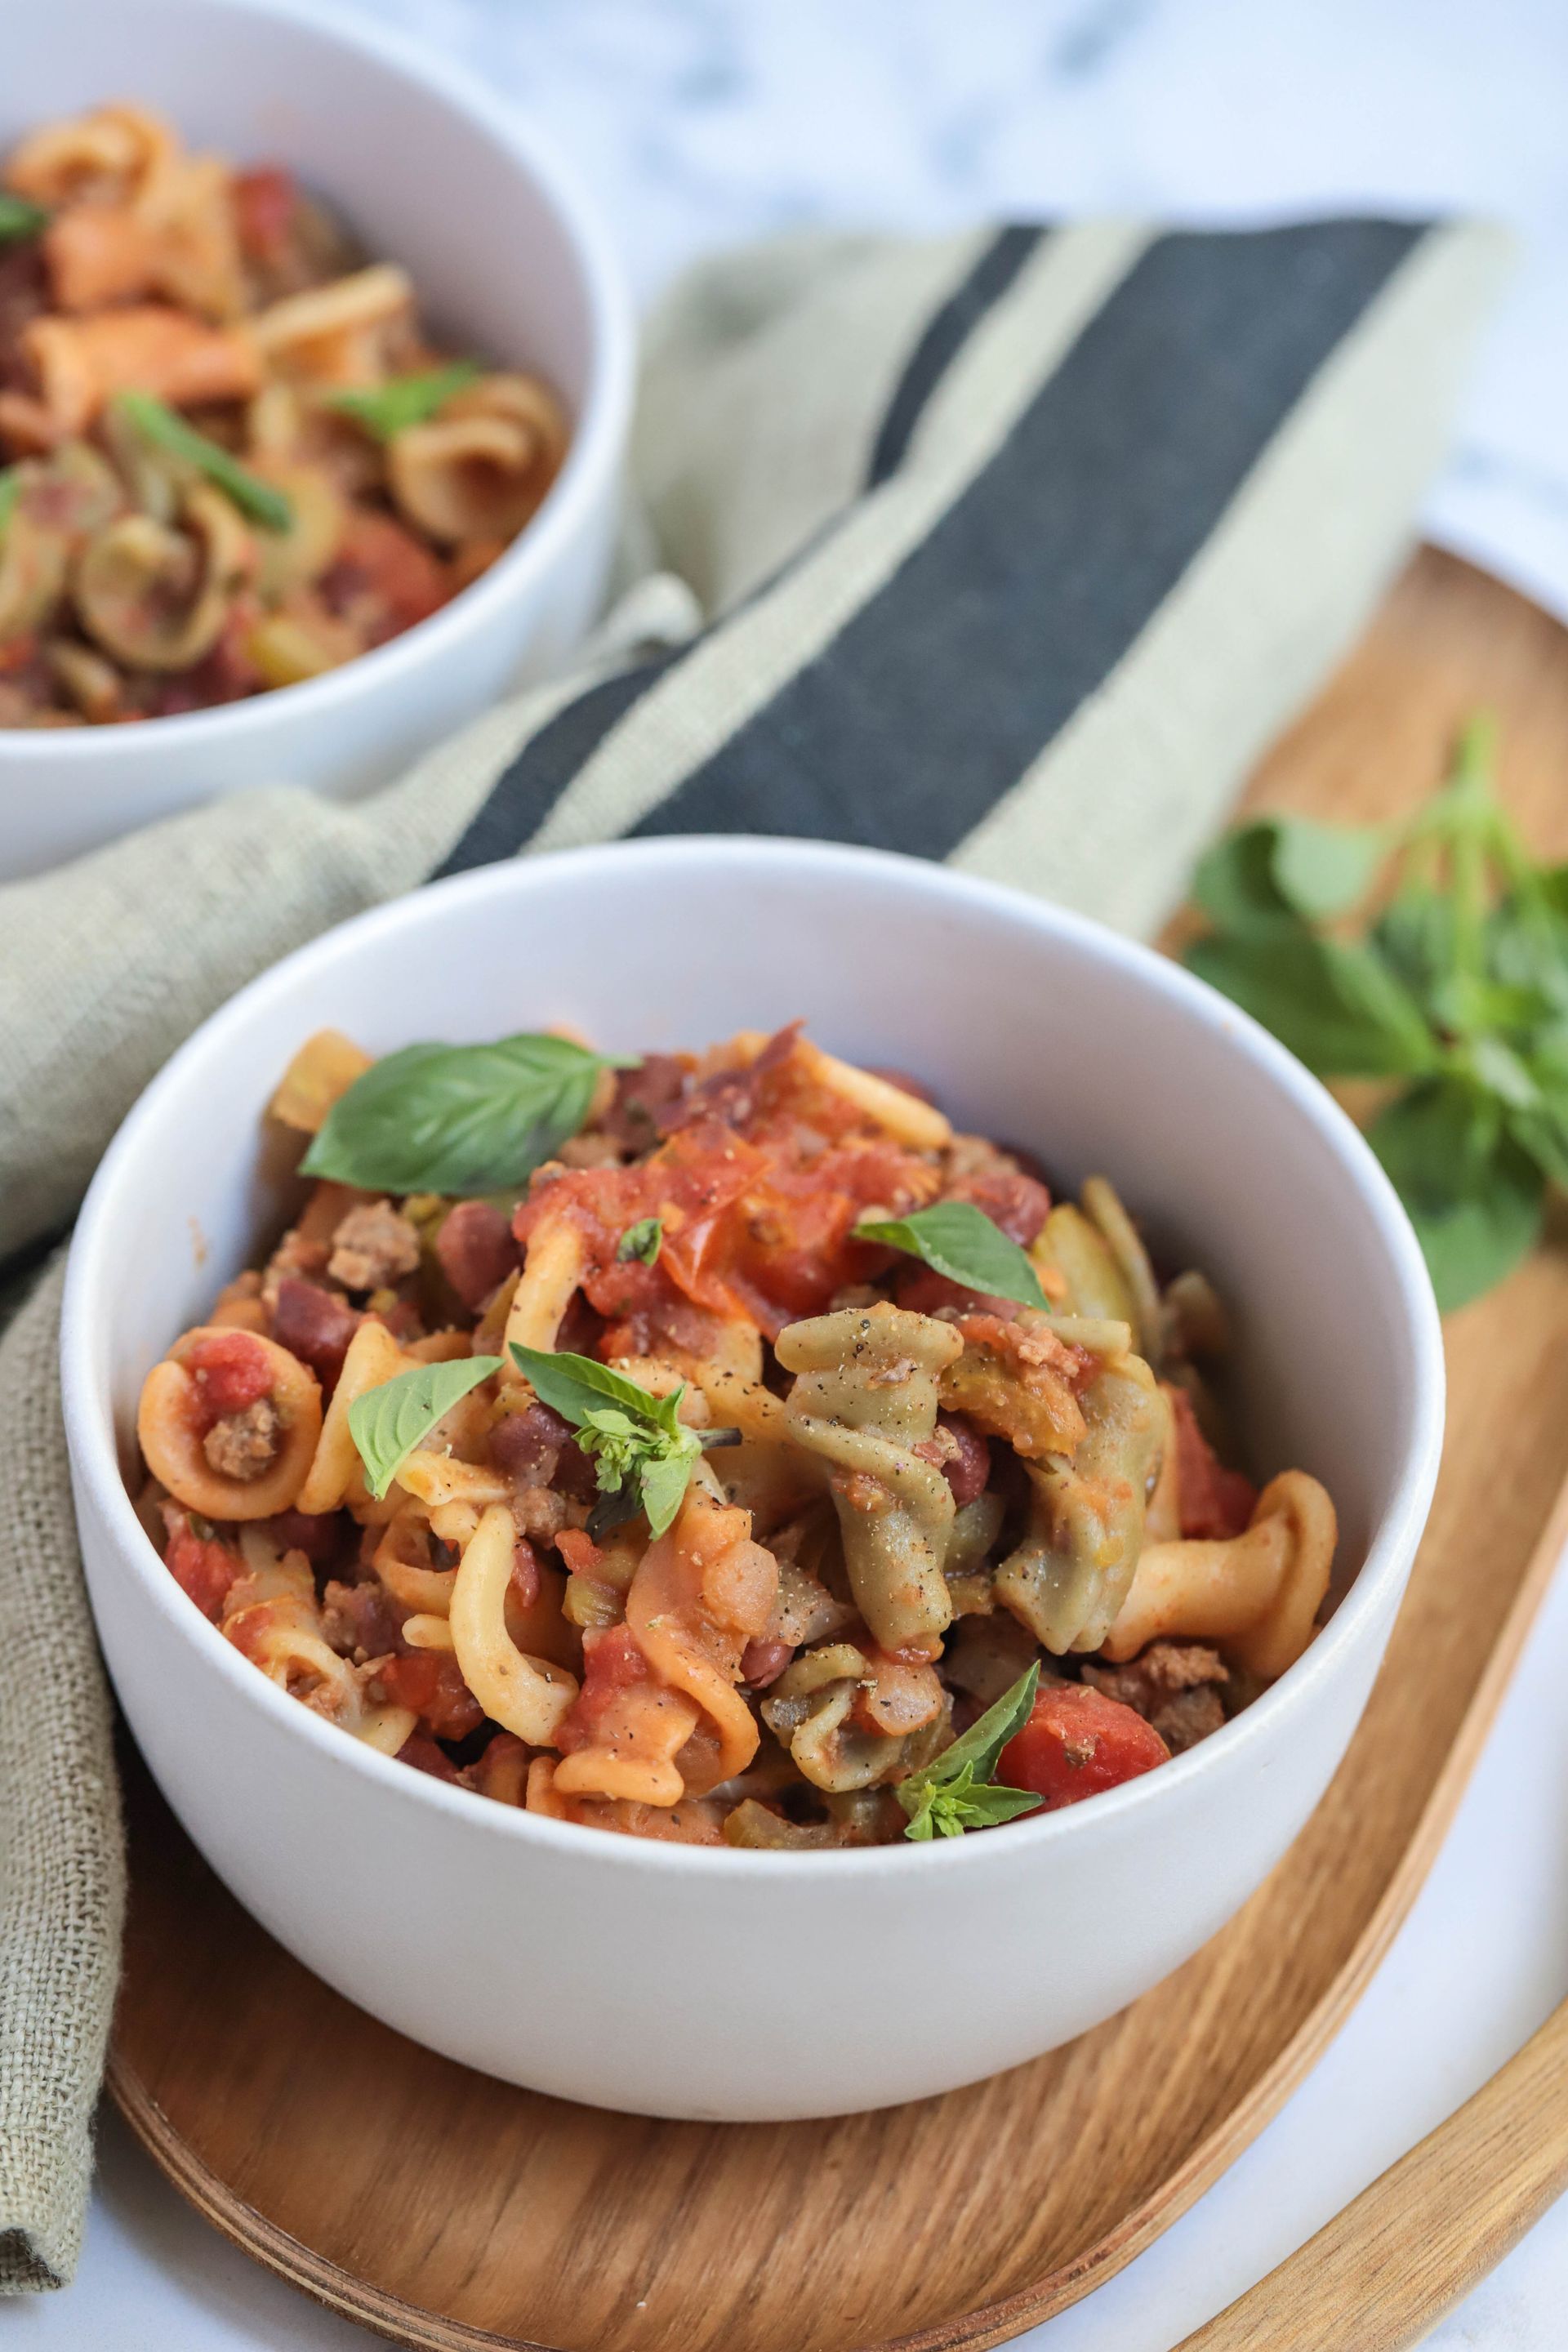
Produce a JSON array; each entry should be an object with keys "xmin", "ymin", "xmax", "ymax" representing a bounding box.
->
[{"xmin": 0, "ymin": 215, "xmax": 1506, "ymax": 2291}]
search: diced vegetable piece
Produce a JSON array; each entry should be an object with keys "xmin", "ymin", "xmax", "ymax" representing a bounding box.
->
[{"xmin": 998, "ymin": 1683, "xmax": 1169, "ymax": 1811}]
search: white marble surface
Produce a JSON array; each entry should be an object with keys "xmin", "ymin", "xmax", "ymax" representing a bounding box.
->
[
  {"xmin": 11, "ymin": 2, "xmax": 1568, "ymax": 2345},
  {"xmin": 370, "ymin": 0, "xmax": 1568, "ymax": 621}
]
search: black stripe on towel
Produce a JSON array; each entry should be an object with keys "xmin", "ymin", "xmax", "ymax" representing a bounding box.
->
[
  {"xmin": 430, "ymin": 228, "xmax": 1054, "ymax": 881},
  {"xmin": 631, "ymin": 220, "xmax": 1427, "ymax": 859},
  {"xmin": 428, "ymin": 652, "xmax": 682, "ymax": 881},
  {"xmin": 866, "ymin": 223, "xmax": 1048, "ymax": 487}
]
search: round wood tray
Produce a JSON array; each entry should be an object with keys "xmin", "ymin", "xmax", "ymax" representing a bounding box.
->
[{"xmin": 109, "ymin": 550, "xmax": 1568, "ymax": 2351}]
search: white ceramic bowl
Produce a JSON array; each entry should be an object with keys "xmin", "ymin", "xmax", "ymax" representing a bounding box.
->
[
  {"xmin": 0, "ymin": 0, "xmax": 632, "ymax": 882},
  {"xmin": 61, "ymin": 841, "xmax": 1445, "ymax": 2121}
]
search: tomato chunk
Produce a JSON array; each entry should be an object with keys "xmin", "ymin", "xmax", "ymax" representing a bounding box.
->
[
  {"xmin": 999, "ymin": 1684, "xmax": 1169, "ymax": 1811},
  {"xmin": 232, "ymin": 166, "xmax": 297, "ymax": 264},
  {"xmin": 556, "ymin": 1622, "xmax": 647, "ymax": 1755},
  {"xmin": 184, "ymin": 1330, "xmax": 272, "ymax": 1430},
  {"xmin": 163, "ymin": 1513, "xmax": 239, "ymax": 1621},
  {"xmin": 1170, "ymin": 1388, "xmax": 1256, "ymax": 1540},
  {"xmin": 379, "ymin": 1651, "xmax": 483, "ymax": 1740}
]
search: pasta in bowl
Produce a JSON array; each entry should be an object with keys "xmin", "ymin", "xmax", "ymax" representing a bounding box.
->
[
  {"xmin": 62, "ymin": 840, "xmax": 1443, "ymax": 2116},
  {"xmin": 0, "ymin": 101, "xmax": 567, "ymax": 724},
  {"xmin": 0, "ymin": 0, "xmax": 630, "ymax": 878},
  {"xmin": 133, "ymin": 1021, "xmax": 1341, "ymax": 1849}
]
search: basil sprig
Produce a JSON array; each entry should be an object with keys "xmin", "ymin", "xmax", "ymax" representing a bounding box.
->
[
  {"xmin": 113, "ymin": 392, "xmax": 293, "ymax": 532},
  {"xmin": 0, "ymin": 195, "xmax": 48, "ymax": 243},
  {"xmin": 0, "ymin": 468, "xmax": 21, "ymax": 542},
  {"xmin": 897, "ymin": 1663, "xmax": 1044, "ymax": 1840},
  {"xmin": 616, "ymin": 1216, "xmax": 663, "ymax": 1266},
  {"xmin": 328, "ymin": 361, "xmax": 483, "ymax": 443},
  {"xmin": 302, "ymin": 1033, "xmax": 631, "ymax": 1196},
  {"xmin": 349, "ymin": 1353, "xmax": 503, "ymax": 1499},
  {"xmin": 1187, "ymin": 714, "xmax": 1568, "ymax": 1309},
  {"xmin": 510, "ymin": 1344, "xmax": 737, "ymax": 1538},
  {"xmin": 853, "ymin": 1199, "xmax": 1047, "ymax": 1310}
]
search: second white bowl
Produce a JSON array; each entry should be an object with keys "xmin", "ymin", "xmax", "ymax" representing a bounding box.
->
[{"xmin": 0, "ymin": 0, "xmax": 633, "ymax": 880}]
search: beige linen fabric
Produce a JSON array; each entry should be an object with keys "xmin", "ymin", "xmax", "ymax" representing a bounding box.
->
[
  {"xmin": 0, "ymin": 1259, "xmax": 119, "ymax": 2292},
  {"xmin": 0, "ymin": 216, "xmax": 1506, "ymax": 2290}
]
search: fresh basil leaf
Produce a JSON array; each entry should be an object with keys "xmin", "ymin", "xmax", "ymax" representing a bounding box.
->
[
  {"xmin": 1367, "ymin": 1082, "xmax": 1544, "ymax": 1311},
  {"xmin": 1186, "ymin": 932, "xmax": 1438, "ymax": 1078},
  {"xmin": 854, "ymin": 1200, "xmax": 1047, "ymax": 1309},
  {"xmin": 0, "ymin": 467, "xmax": 20, "ymax": 542},
  {"xmin": 898, "ymin": 1664, "xmax": 1043, "ymax": 1840},
  {"xmin": 1267, "ymin": 816, "xmax": 1384, "ymax": 921},
  {"xmin": 924, "ymin": 1661, "xmax": 1041, "ymax": 1787},
  {"xmin": 510, "ymin": 1344, "xmax": 702, "ymax": 1535},
  {"xmin": 948, "ymin": 1779, "xmax": 1044, "ymax": 1827},
  {"xmin": 1428, "ymin": 969, "xmax": 1551, "ymax": 1041},
  {"xmin": 586, "ymin": 1486, "xmax": 644, "ymax": 1541},
  {"xmin": 637, "ymin": 1446, "xmax": 700, "ymax": 1539},
  {"xmin": 1190, "ymin": 826, "xmax": 1298, "ymax": 936},
  {"xmin": 0, "ymin": 195, "xmax": 48, "ymax": 243},
  {"xmin": 1373, "ymin": 880, "xmax": 1455, "ymax": 1022},
  {"xmin": 902, "ymin": 1763, "xmax": 1045, "ymax": 1838},
  {"xmin": 113, "ymin": 391, "xmax": 293, "ymax": 532},
  {"xmin": 328, "ymin": 361, "xmax": 483, "ymax": 442},
  {"xmin": 348, "ymin": 1353, "xmax": 503, "ymax": 1499},
  {"xmin": 1192, "ymin": 817, "xmax": 1382, "ymax": 934},
  {"xmin": 1486, "ymin": 891, "xmax": 1568, "ymax": 1019},
  {"xmin": 302, "ymin": 1033, "xmax": 628, "ymax": 1195},
  {"xmin": 1508, "ymin": 1102, "xmax": 1568, "ymax": 1191},
  {"xmin": 510, "ymin": 1343, "xmax": 679, "ymax": 1431},
  {"xmin": 1467, "ymin": 1035, "xmax": 1540, "ymax": 1113},
  {"xmin": 617, "ymin": 1216, "xmax": 663, "ymax": 1266}
]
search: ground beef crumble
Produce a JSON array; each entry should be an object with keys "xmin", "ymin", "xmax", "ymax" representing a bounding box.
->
[
  {"xmin": 327, "ymin": 1200, "xmax": 421, "ymax": 1292},
  {"xmin": 203, "ymin": 1396, "xmax": 280, "ymax": 1481},
  {"xmin": 1080, "ymin": 1641, "xmax": 1229, "ymax": 1755}
]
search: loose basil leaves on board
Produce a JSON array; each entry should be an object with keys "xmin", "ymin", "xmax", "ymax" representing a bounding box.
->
[
  {"xmin": 302, "ymin": 1034, "xmax": 633, "ymax": 1196},
  {"xmin": 349, "ymin": 1354, "xmax": 504, "ymax": 1499},
  {"xmin": 509, "ymin": 1344, "xmax": 737, "ymax": 1539},
  {"xmin": 1185, "ymin": 712, "xmax": 1568, "ymax": 1310},
  {"xmin": 113, "ymin": 392, "xmax": 294, "ymax": 532},
  {"xmin": 897, "ymin": 1663, "xmax": 1044, "ymax": 1840},
  {"xmin": 853, "ymin": 1199, "xmax": 1047, "ymax": 1311},
  {"xmin": 328, "ymin": 361, "xmax": 483, "ymax": 442}
]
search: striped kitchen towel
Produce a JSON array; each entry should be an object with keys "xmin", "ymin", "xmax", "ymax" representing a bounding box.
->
[{"xmin": 0, "ymin": 212, "xmax": 1506, "ymax": 2291}]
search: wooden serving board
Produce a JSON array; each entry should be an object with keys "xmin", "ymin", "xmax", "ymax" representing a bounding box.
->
[{"xmin": 109, "ymin": 549, "xmax": 1568, "ymax": 2352}]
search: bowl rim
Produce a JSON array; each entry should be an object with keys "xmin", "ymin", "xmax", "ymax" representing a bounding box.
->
[
  {"xmin": 0, "ymin": 0, "xmax": 635, "ymax": 767},
  {"xmin": 60, "ymin": 836, "xmax": 1447, "ymax": 1880}
]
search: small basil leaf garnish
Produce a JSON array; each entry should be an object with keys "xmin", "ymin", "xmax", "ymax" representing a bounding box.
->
[
  {"xmin": 113, "ymin": 391, "xmax": 294, "ymax": 532},
  {"xmin": 302, "ymin": 1033, "xmax": 631, "ymax": 1196},
  {"xmin": 896, "ymin": 1663, "xmax": 1044, "ymax": 1841},
  {"xmin": 328, "ymin": 361, "xmax": 483, "ymax": 442},
  {"xmin": 348, "ymin": 1353, "xmax": 504, "ymax": 1499},
  {"xmin": 616, "ymin": 1216, "xmax": 663, "ymax": 1266},
  {"xmin": 853, "ymin": 1199, "xmax": 1047, "ymax": 1310},
  {"xmin": 509, "ymin": 1343, "xmax": 737, "ymax": 1538}
]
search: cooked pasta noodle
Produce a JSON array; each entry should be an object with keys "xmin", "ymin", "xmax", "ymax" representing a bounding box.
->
[
  {"xmin": 993, "ymin": 1333, "xmax": 1167, "ymax": 1655},
  {"xmin": 1101, "ymin": 1470, "xmax": 1338, "ymax": 1676},
  {"xmin": 138, "ymin": 1326, "xmax": 321, "ymax": 1520},
  {"xmin": 777, "ymin": 1303, "xmax": 962, "ymax": 1651},
  {"xmin": 134, "ymin": 1019, "xmax": 1339, "ymax": 1846},
  {"xmin": 449, "ymin": 1503, "xmax": 579, "ymax": 1746}
]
